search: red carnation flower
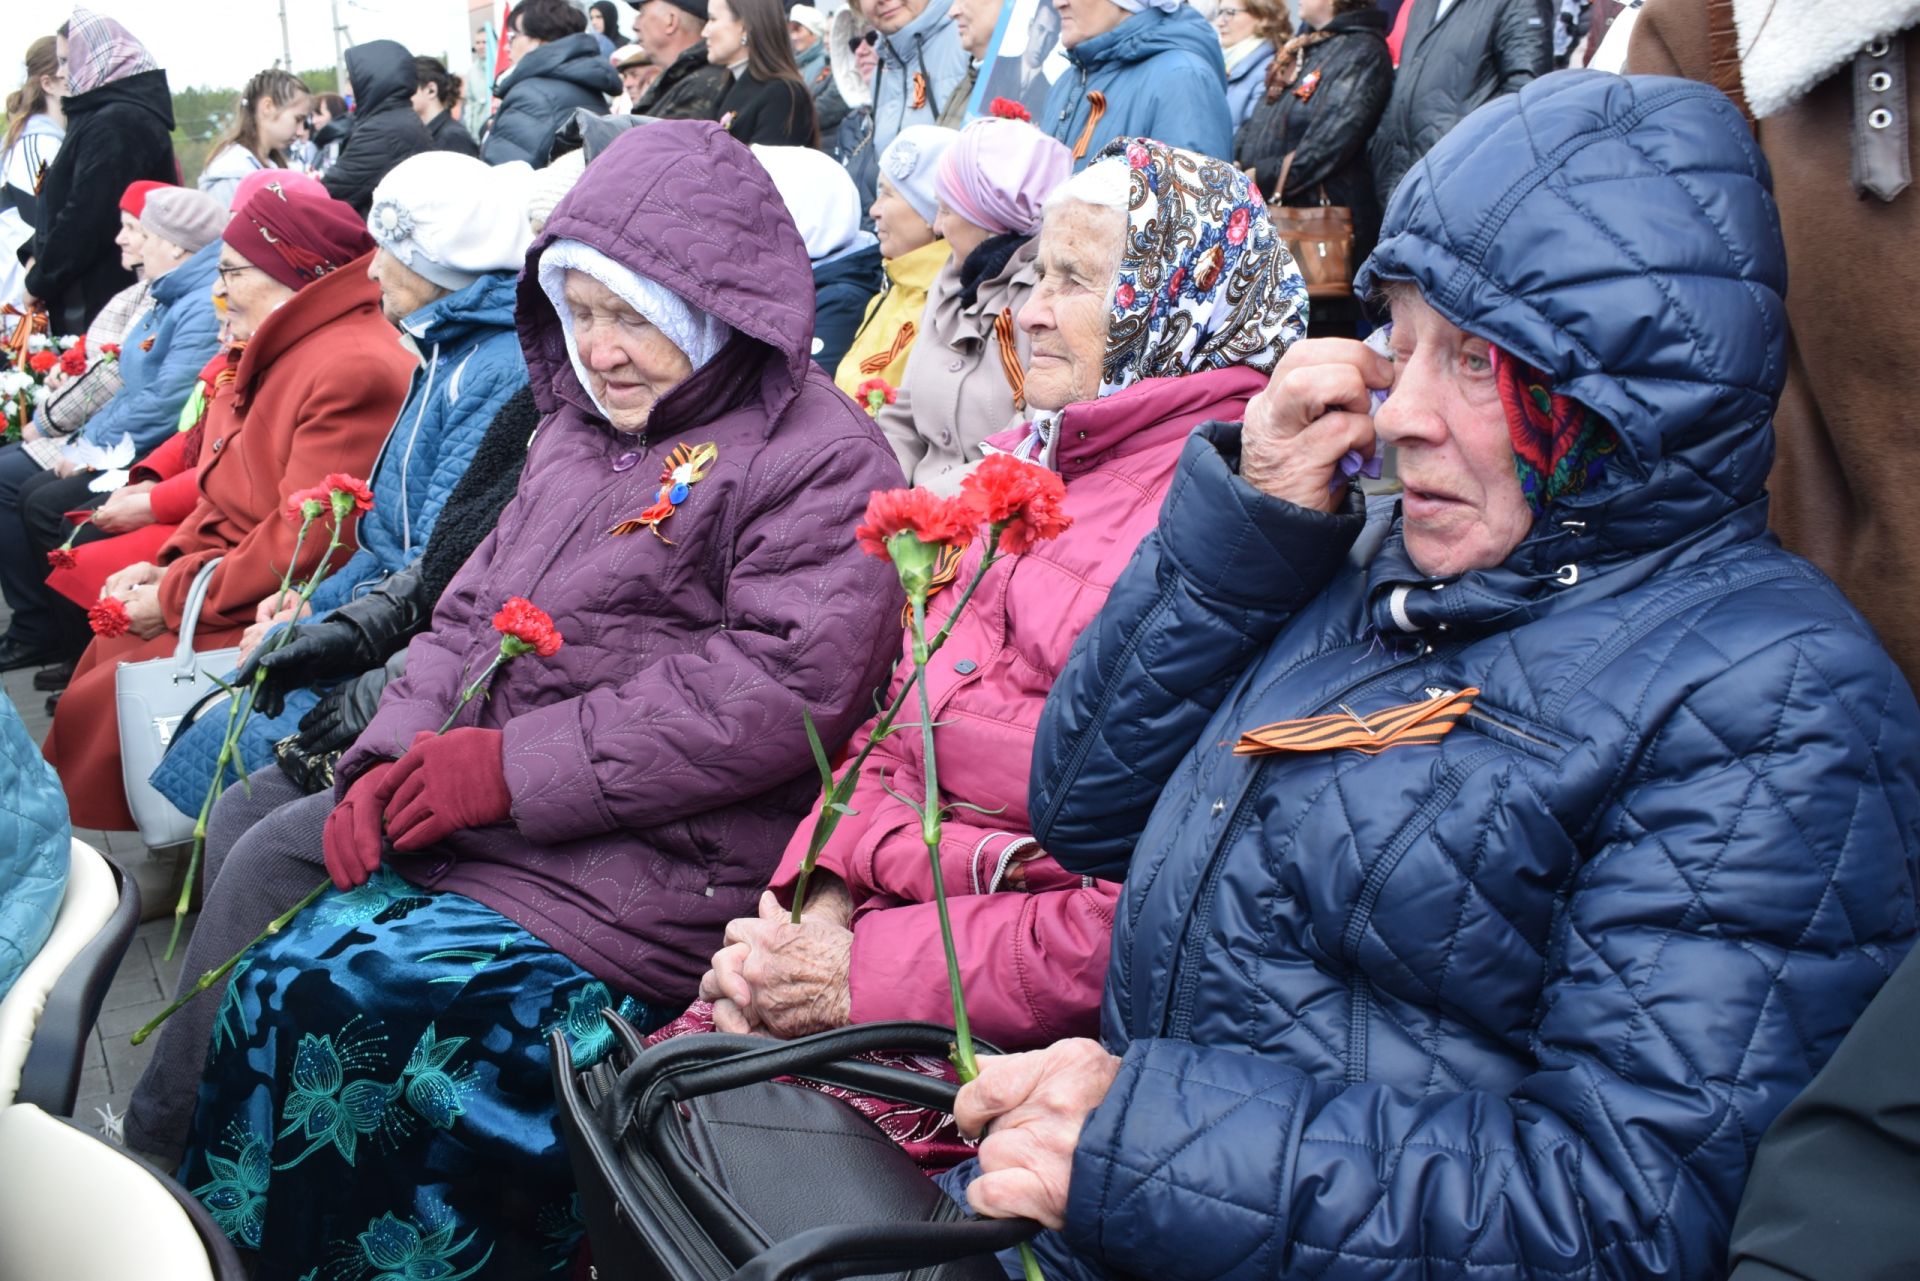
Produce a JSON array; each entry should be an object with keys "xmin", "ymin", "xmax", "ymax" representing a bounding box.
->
[
  {"xmin": 856, "ymin": 377, "xmax": 898, "ymax": 418},
  {"xmin": 28, "ymin": 350, "xmax": 57, "ymax": 375},
  {"xmin": 493, "ymin": 596, "xmax": 564, "ymax": 658},
  {"xmin": 988, "ymin": 97, "xmax": 1032, "ymax": 122},
  {"xmin": 88, "ymin": 595, "xmax": 130, "ymax": 638},
  {"xmin": 283, "ymin": 486, "xmax": 327, "ymax": 525},
  {"xmin": 959, "ymin": 454, "xmax": 1073, "ymax": 555},
  {"xmin": 856, "ymin": 488, "xmax": 977, "ymax": 561},
  {"xmin": 47, "ymin": 547, "xmax": 77, "ymax": 571},
  {"xmin": 100, "ymin": 343, "xmax": 121, "ymax": 359},
  {"xmin": 59, "ymin": 347, "xmax": 87, "ymax": 377},
  {"xmin": 321, "ymin": 473, "xmax": 374, "ymax": 516}
]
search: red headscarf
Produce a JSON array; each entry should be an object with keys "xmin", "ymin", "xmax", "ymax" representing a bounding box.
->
[{"xmin": 222, "ymin": 183, "xmax": 375, "ymax": 292}]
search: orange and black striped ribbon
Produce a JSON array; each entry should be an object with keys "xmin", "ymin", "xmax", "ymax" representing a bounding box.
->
[
  {"xmin": 1235, "ymin": 688, "xmax": 1479, "ymax": 757},
  {"xmin": 911, "ymin": 70, "xmax": 929, "ymax": 110},
  {"xmin": 1071, "ymin": 91, "xmax": 1108, "ymax": 162},
  {"xmin": 859, "ymin": 321, "xmax": 917, "ymax": 376},
  {"xmin": 2, "ymin": 304, "xmax": 47, "ymax": 372},
  {"xmin": 994, "ymin": 308, "xmax": 1025, "ymax": 411}
]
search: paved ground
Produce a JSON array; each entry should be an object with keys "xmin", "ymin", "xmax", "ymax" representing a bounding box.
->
[{"xmin": 3, "ymin": 653, "xmax": 199, "ymax": 1137}]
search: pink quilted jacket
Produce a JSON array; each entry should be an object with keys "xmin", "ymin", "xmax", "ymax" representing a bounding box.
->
[{"xmin": 769, "ymin": 363, "xmax": 1269, "ymax": 1048}]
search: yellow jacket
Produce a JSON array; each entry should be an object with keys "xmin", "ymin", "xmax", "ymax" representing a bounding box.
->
[{"xmin": 834, "ymin": 239, "xmax": 952, "ymax": 398}]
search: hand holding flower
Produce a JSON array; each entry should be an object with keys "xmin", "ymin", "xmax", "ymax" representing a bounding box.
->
[{"xmin": 121, "ymin": 584, "xmax": 166, "ymax": 639}]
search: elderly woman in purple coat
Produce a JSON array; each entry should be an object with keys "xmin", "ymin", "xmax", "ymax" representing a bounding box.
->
[{"xmin": 176, "ymin": 121, "xmax": 906, "ymax": 1277}]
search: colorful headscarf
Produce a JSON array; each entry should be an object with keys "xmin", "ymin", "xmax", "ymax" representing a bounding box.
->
[
  {"xmin": 229, "ymin": 167, "xmax": 326, "ymax": 213},
  {"xmin": 1492, "ymin": 347, "xmax": 1619, "ymax": 517},
  {"xmin": 1095, "ymin": 138, "xmax": 1307, "ymax": 398},
  {"xmin": 64, "ymin": 9, "xmax": 160, "ymax": 96}
]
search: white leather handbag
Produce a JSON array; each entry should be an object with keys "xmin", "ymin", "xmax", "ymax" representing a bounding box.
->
[{"xmin": 114, "ymin": 558, "xmax": 243, "ymax": 848}]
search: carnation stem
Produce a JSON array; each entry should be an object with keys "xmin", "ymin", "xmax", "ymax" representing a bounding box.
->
[
  {"xmin": 788, "ymin": 545, "xmax": 1003, "ymax": 923},
  {"xmin": 439, "ymin": 651, "xmax": 509, "ymax": 733},
  {"xmin": 132, "ymin": 878, "xmax": 329, "ymax": 1045},
  {"xmin": 164, "ymin": 512, "xmax": 339, "ymax": 962}
]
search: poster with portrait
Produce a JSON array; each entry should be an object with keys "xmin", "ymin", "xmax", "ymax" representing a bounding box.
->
[{"xmin": 965, "ymin": 0, "xmax": 1072, "ymax": 122}]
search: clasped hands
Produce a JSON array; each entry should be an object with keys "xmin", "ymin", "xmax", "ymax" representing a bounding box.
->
[
  {"xmin": 99, "ymin": 561, "xmax": 166, "ymax": 639},
  {"xmin": 320, "ymin": 727, "xmax": 513, "ymax": 889},
  {"xmin": 699, "ymin": 886, "xmax": 855, "ymax": 1039}
]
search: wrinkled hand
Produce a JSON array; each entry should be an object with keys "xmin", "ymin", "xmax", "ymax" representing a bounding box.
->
[
  {"xmin": 121, "ymin": 584, "xmax": 167, "ymax": 639},
  {"xmin": 955, "ymin": 1039, "xmax": 1123, "ymax": 1230},
  {"xmin": 322, "ymin": 761, "xmax": 400, "ymax": 889},
  {"xmin": 20, "ymin": 418, "xmax": 43, "ymax": 444},
  {"xmin": 102, "ymin": 561, "xmax": 162, "ymax": 598},
  {"xmin": 52, "ymin": 457, "xmax": 85, "ymax": 480},
  {"xmin": 91, "ymin": 483, "xmax": 155, "ymax": 534},
  {"xmin": 1240, "ymin": 338, "xmax": 1394, "ymax": 512},
  {"xmin": 699, "ymin": 892, "xmax": 853, "ymax": 1039},
  {"xmin": 382, "ymin": 727, "xmax": 513, "ymax": 851}
]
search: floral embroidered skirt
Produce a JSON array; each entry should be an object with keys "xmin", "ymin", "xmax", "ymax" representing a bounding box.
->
[{"xmin": 180, "ymin": 868, "xmax": 673, "ymax": 1280}]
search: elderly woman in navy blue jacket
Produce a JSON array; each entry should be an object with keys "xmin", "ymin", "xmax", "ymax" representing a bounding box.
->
[{"xmin": 945, "ymin": 73, "xmax": 1920, "ymax": 1281}]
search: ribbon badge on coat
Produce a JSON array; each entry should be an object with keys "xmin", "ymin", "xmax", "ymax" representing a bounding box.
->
[
  {"xmin": 1235, "ymin": 688, "xmax": 1480, "ymax": 757},
  {"xmin": 610, "ymin": 441, "xmax": 719, "ymax": 543}
]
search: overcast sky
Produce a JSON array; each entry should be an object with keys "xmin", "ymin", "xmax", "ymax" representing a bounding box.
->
[{"xmin": 0, "ymin": 0, "xmax": 522, "ymax": 96}]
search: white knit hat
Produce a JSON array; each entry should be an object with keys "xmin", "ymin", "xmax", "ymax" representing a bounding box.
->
[
  {"xmin": 366, "ymin": 153, "xmax": 538, "ymax": 292},
  {"xmin": 878, "ymin": 125, "xmax": 959, "ymax": 228},
  {"xmin": 788, "ymin": 5, "xmax": 829, "ymax": 39}
]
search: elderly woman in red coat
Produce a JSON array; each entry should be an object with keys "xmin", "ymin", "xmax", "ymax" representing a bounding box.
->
[{"xmin": 44, "ymin": 184, "xmax": 414, "ymax": 831}]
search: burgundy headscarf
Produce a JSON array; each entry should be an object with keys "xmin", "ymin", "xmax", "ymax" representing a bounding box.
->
[{"xmin": 222, "ymin": 183, "xmax": 374, "ymax": 292}]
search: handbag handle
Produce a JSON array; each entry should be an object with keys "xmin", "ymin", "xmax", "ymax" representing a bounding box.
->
[
  {"xmin": 170, "ymin": 556, "xmax": 225, "ymax": 677},
  {"xmin": 1275, "ymin": 150, "xmax": 1295, "ymax": 202},
  {"xmin": 724, "ymin": 1219, "xmax": 1041, "ymax": 1281}
]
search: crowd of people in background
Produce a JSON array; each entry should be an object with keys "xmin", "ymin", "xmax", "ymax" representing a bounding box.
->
[{"xmin": 3, "ymin": 1, "xmax": 1920, "ymax": 1279}]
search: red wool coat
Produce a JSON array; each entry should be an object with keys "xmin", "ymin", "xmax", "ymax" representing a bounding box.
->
[{"xmin": 45, "ymin": 255, "xmax": 413, "ymax": 831}]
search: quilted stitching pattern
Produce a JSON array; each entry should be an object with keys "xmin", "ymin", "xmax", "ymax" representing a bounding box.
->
[
  {"xmin": 338, "ymin": 122, "xmax": 907, "ymax": 1004},
  {"xmin": 0, "ymin": 699, "xmax": 73, "ymax": 999},
  {"xmin": 1029, "ymin": 75, "xmax": 1920, "ymax": 1280}
]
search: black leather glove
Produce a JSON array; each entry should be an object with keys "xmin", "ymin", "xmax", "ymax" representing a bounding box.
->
[
  {"xmin": 247, "ymin": 565, "xmax": 431, "ymax": 718},
  {"xmin": 295, "ymin": 657, "xmax": 400, "ymax": 756}
]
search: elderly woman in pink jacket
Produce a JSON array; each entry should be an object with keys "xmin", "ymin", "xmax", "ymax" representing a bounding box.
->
[{"xmin": 683, "ymin": 138, "xmax": 1310, "ymax": 1168}]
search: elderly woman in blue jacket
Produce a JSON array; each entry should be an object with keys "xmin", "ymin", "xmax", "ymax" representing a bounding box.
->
[
  {"xmin": 945, "ymin": 73, "xmax": 1920, "ymax": 1281},
  {"xmin": 0, "ymin": 185, "xmax": 224, "ymax": 673},
  {"xmin": 146, "ymin": 152, "xmax": 533, "ymax": 821},
  {"xmin": 1041, "ymin": 0, "xmax": 1233, "ymax": 168}
]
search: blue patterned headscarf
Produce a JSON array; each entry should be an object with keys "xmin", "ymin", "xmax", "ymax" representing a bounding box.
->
[{"xmin": 1098, "ymin": 137, "xmax": 1307, "ymax": 397}]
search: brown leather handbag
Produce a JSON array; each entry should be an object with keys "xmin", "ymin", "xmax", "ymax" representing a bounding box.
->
[{"xmin": 1266, "ymin": 151, "xmax": 1356, "ymax": 299}]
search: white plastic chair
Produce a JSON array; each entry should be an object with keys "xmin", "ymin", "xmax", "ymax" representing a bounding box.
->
[
  {"xmin": 0, "ymin": 1102, "xmax": 244, "ymax": 1280},
  {"xmin": 0, "ymin": 838, "xmax": 140, "ymax": 1112}
]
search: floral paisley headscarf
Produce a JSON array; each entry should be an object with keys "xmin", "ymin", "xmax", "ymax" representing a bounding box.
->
[{"xmin": 1098, "ymin": 137, "xmax": 1307, "ymax": 396}]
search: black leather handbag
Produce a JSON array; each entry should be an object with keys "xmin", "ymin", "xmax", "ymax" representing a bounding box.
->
[{"xmin": 551, "ymin": 1014, "xmax": 1039, "ymax": 1281}]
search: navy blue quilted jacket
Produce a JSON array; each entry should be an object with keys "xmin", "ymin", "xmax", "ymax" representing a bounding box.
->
[{"xmin": 1025, "ymin": 73, "xmax": 1920, "ymax": 1281}]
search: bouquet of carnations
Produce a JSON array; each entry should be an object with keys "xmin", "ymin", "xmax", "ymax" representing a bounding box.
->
[{"xmin": 0, "ymin": 332, "xmax": 89, "ymax": 443}]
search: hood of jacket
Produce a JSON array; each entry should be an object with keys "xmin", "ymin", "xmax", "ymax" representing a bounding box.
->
[
  {"xmin": 62, "ymin": 66, "xmax": 174, "ymax": 131},
  {"xmin": 230, "ymin": 250, "xmax": 385, "ymax": 408},
  {"xmin": 149, "ymin": 237, "xmax": 221, "ymax": 307},
  {"xmin": 1068, "ymin": 4, "xmax": 1224, "ymax": 74},
  {"xmin": 499, "ymin": 32, "xmax": 623, "ymax": 99},
  {"xmin": 829, "ymin": 7, "xmax": 876, "ymax": 109},
  {"xmin": 1356, "ymin": 71, "xmax": 1787, "ymax": 630},
  {"xmin": 518, "ymin": 120, "xmax": 816, "ymax": 435},
  {"xmin": 347, "ymin": 40, "xmax": 421, "ymax": 119},
  {"xmin": 401, "ymin": 269, "xmax": 523, "ymax": 353},
  {"xmin": 1319, "ymin": 6, "xmax": 1391, "ymax": 37}
]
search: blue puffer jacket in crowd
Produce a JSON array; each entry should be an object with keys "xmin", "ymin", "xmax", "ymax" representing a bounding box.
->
[
  {"xmin": 79, "ymin": 239, "xmax": 221, "ymax": 452},
  {"xmin": 1010, "ymin": 74, "xmax": 1920, "ymax": 1281},
  {"xmin": 1040, "ymin": 6, "xmax": 1233, "ymax": 170},
  {"xmin": 484, "ymin": 32, "xmax": 621, "ymax": 168},
  {"xmin": 0, "ymin": 697, "xmax": 72, "ymax": 1001},
  {"xmin": 147, "ymin": 271, "xmax": 528, "ymax": 815}
]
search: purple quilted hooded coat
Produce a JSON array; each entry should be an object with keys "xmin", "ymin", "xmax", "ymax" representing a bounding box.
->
[{"xmin": 340, "ymin": 121, "xmax": 907, "ymax": 1002}]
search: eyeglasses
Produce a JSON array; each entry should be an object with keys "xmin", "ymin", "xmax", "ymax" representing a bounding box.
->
[
  {"xmin": 215, "ymin": 263, "xmax": 263, "ymax": 287},
  {"xmin": 1212, "ymin": 5, "xmax": 1246, "ymax": 17}
]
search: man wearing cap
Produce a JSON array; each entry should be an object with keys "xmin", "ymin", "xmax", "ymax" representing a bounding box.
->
[
  {"xmin": 0, "ymin": 186, "xmax": 225, "ymax": 674},
  {"xmin": 144, "ymin": 152, "xmax": 537, "ymax": 833},
  {"xmin": 611, "ymin": 43, "xmax": 658, "ymax": 113},
  {"xmin": 632, "ymin": 0, "xmax": 733, "ymax": 120}
]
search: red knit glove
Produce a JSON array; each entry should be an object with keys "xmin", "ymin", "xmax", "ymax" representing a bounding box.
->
[
  {"xmin": 383, "ymin": 727, "xmax": 513, "ymax": 852},
  {"xmin": 322, "ymin": 761, "xmax": 400, "ymax": 890}
]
